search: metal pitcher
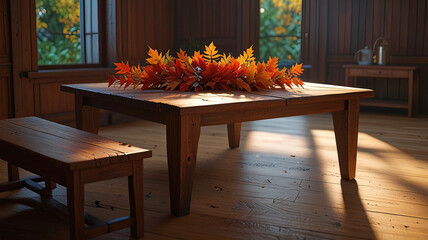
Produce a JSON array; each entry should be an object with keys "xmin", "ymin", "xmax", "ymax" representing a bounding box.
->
[{"xmin": 373, "ymin": 37, "xmax": 391, "ymax": 65}]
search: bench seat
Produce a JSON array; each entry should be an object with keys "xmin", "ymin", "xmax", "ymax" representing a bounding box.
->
[{"xmin": 0, "ymin": 117, "xmax": 151, "ymax": 239}]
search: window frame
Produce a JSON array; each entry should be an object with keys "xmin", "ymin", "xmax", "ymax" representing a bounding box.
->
[{"xmin": 36, "ymin": 0, "xmax": 107, "ymax": 70}]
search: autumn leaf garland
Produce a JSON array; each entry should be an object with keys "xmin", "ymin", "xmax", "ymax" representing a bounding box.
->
[{"xmin": 109, "ymin": 42, "xmax": 304, "ymax": 92}]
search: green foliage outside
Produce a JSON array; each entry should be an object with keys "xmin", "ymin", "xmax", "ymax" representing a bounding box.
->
[
  {"xmin": 36, "ymin": 0, "xmax": 81, "ymax": 65},
  {"xmin": 260, "ymin": 0, "xmax": 302, "ymax": 64}
]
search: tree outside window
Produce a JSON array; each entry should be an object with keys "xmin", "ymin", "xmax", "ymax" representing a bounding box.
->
[
  {"xmin": 260, "ymin": 0, "xmax": 302, "ymax": 64},
  {"xmin": 36, "ymin": 0, "xmax": 99, "ymax": 66}
]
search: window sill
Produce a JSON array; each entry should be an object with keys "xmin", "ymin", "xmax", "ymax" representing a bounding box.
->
[{"xmin": 27, "ymin": 67, "xmax": 115, "ymax": 80}]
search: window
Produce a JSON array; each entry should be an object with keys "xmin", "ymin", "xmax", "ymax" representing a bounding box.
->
[
  {"xmin": 36, "ymin": 0, "xmax": 99, "ymax": 66},
  {"xmin": 259, "ymin": 0, "xmax": 302, "ymax": 64}
]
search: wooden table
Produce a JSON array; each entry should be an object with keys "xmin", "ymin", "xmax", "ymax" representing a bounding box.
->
[
  {"xmin": 61, "ymin": 82, "xmax": 374, "ymax": 217},
  {"xmin": 343, "ymin": 65, "xmax": 419, "ymax": 117}
]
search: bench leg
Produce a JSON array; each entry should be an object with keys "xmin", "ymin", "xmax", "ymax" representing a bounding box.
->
[
  {"xmin": 227, "ymin": 123, "xmax": 241, "ymax": 148},
  {"xmin": 42, "ymin": 180, "xmax": 56, "ymax": 200},
  {"xmin": 67, "ymin": 171, "xmax": 85, "ymax": 240},
  {"xmin": 332, "ymin": 98, "xmax": 360, "ymax": 180},
  {"xmin": 7, "ymin": 163, "xmax": 19, "ymax": 181},
  {"xmin": 128, "ymin": 160, "xmax": 144, "ymax": 239},
  {"xmin": 166, "ymin": 114, "xmax": 201, "ymax": 217}
]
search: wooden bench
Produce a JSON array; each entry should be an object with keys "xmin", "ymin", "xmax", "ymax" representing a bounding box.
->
[{"xmin": 0, "ymin": 117, "xmax": 151, "ymax": 239}]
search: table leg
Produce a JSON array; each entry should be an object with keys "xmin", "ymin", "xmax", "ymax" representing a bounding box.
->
[
  {"xmin": 75, "ymin": 95, "xmax": 100, "ymax": 134},
  {"xmin": 332, "ymin": 99, "xmax": 360, "ymax": 180},
  {"xmin": 166, "ymin": 114, "xmax": 201, "ymax": 217},
  {"xmin": 227, "ymin": 123, "xmax": 241, "ymax": 148}
]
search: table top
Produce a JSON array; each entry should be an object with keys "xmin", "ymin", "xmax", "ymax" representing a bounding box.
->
[
  {"xmin": 61, "ymin": 82, "xmax": 374, "ymax": 114},
  {"xmin": 342, "ymin": 64, "xmax": 418, "ymax": 70}
]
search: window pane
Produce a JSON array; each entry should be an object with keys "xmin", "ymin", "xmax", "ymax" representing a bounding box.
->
[
  {"xmin": 36, "ymin": 0, "xmax": 99, "ymax": 65},
  {"xmin": 260, "ymin": 0, "xmax": 302, "ymax": 64}
]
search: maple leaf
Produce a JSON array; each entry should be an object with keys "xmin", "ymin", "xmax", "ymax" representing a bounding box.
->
[
  {"xmin": 118, "ymin": 76, "xmax": 127, "ymax": 87},
  {"xmin": 254, "ymin": 62, "xmax": 273, "ymax": 90},
  {"xmin": 165, "ymin": 81, "xmax": 180, "ymax": 91},
  {"xmin": 108, "ymin": 75, "xmax": 117, "ymax": 87},
  {"xmin": 236, "ymin": 78, "xmax": 252, "ymax": 92},
  {"xmin": 290, "ymin": 63, "xmax": 304, "ymax": 76},
  {"xmin": 146, "ymin": 47, "xmax": 165, "ymax": 65},
  {"xmin": 220, "ymin": 53, "xmax": 231, "ymax": 65},
  {"xmin": 203, "ymin": 42, "xmax": 221, "ymax": 62},
  {"xmin": 246, "ymin": 62, "xmax": 256, "ymax": 84},
  {"xmin": 206, "ymin": 81, "xmax": 217, "ymax": 89},
  {"xmin": 267, "ymin": 57, "xmax": 279, "ymax": 72},
  {"xmin": 114, "ymin": 61, "xmax": 130, "ymax": 74},
  {"xmin": 165, "ymin": 50, "xmax": 173, "ymax": 64},
  {"xmin": 124, "ymin": 77, "xmax": 134, "ymax": 88},
  {"xmin": 237, "ymin": 46, "xmax": 255, "ymax": 65},
  {"xmin": 193, "ymin": 51, "xmax": 203, "ymax": 61}
]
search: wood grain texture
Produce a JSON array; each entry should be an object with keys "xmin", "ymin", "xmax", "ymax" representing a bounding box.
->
[
  {"xmin": 227, "ymin": 123, "xmax": 241, "ymax": 148},
  {"xmin": 2, "ymin": 112, "xmax": 427, "ymax": 239},
  {"xmin": 166, "ymin": 114, "xmax": 201, "ymax": 216},
  {"xmin": 304, "ymin": 0, "xmax": 428, "ymax": 115},
  {"xmin": 63, "ymin": 82, "xmax": 373, "ymax": 218},
  {"xmin": 0, "ymin": 117, "xmax": 151, "ymax": 171},
  {"xmin": 332, "ymin": 98, "xmax": 360, "ymax": 180},
  {"xmin": 0, "ymin": 116, "xmax": 151, "ymax": 239}
]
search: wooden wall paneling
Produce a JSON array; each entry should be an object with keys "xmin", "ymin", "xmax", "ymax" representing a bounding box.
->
[
  {"xmin": 327, "ymin": 0, "xmax": 338, "ymax": 55},
  {"xmin": 357, "ymin": 0, "xmax": 367, "ymax": 49},
  {"xmin": 116, "ymin": 0, "xmax": 174, "ymax": 65},
  {"xmin": 0, "ymin": 0, "xmax": 10, "ymax": 64},
  {"xmin": 391, "ymin": 0, "xmax": 401, "ymax": 55},
  {"xmin": 407, "ymin": 0, "xmax": 418, "ymax": 56},
  {"xmin": 364, "ymin": 0, "xmax": 374, "ymax": 48},
  {"xmin": 424, "ymin": 0, "xmax": 428, "ymax": 55},
  {"xmin": 343, "ymin": 0, "xmax": 352, "ymax": 54},
  {"xmin": 0, "ymin": 69, "xmax": 12, "ymax": 119},
  {"xmin": 173, "ymin": 0, "xmax": 258, "ymax": 58},
  {"xmin": 105, "ymin": 0, "xmax": 117, "ymax": 66},
  {"xmin": 10, "ymin": 0, "xmax": 38, "ymax": 117},
  {"xmin": 318, "ymin": 0, "xmax": 328, "ymax": 83},
  {"xmin": 399, "ymin": 0, "xmax": 410, "ymax": 56},
  {"xmin": 373, "ymin": 0, "xmax": 385, "ymax": 43},
  {"xmin": 349, "ymin": 0, "xmax": 360, "ymax": 53},
  {"xmin": 415, "ymin": 0, "xmax": 426, "ymax": 55}
]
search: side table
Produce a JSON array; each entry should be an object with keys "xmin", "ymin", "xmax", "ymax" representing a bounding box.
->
[{"xmin": 342, "ymin": 65, "xmax": 419, "ymax": 117}]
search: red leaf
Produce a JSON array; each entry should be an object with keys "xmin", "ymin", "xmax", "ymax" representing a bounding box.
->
[
  {"xmin": 108, "ymin": 75, "xmax": 117, "ymax": 87},
  {"xmin": 114, "ymin": 61, "xmax": 130, "ymax": 74}
]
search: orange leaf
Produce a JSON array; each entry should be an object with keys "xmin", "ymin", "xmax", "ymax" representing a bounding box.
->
[
  {"xmin": 147, "ymin": 47, "xmax": 165, "ymax": 65},
  {"xmin": 236, "ymin": 78, "xmax": 252, "ymax": 92},
  {"xmin": 114, "ymin": 61, "xmax": 130, "ymax": 74},
  {"xmin": 267, "ymin": 57, "xmax": 278, "ymax": 72},
  {"xmin": 165, "ymin": 81, "xmax": 180, "ymax": 91},
  {"xmin": 246, "ymin": 62, "xmax": 256, "ymax": 84},
  {"xmin": 290, "ymin": 63, "xmax": 304, "ymax": 76}
]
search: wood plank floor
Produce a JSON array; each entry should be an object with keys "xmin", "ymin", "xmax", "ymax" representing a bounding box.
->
[{"xmin": 0, "ymin": 112, "xmax": 427, "ymax": 239}]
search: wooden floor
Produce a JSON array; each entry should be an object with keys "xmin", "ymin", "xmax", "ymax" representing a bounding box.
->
[{"xmin": 0, "ymin": 112, "xmax": 427, "ymax": 239}]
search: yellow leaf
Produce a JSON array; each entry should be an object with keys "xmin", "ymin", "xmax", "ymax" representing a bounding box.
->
[
  {"xmin": 203, "ymin": 42, "xmax": 221, "ymax": 62},
  {"xmin": 237, "ymin": 46, "xmax": 255, "ymax": 65},
  {"xmin": 146, "ymin": 47, "xmax": 165, "ymax": 65}
]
